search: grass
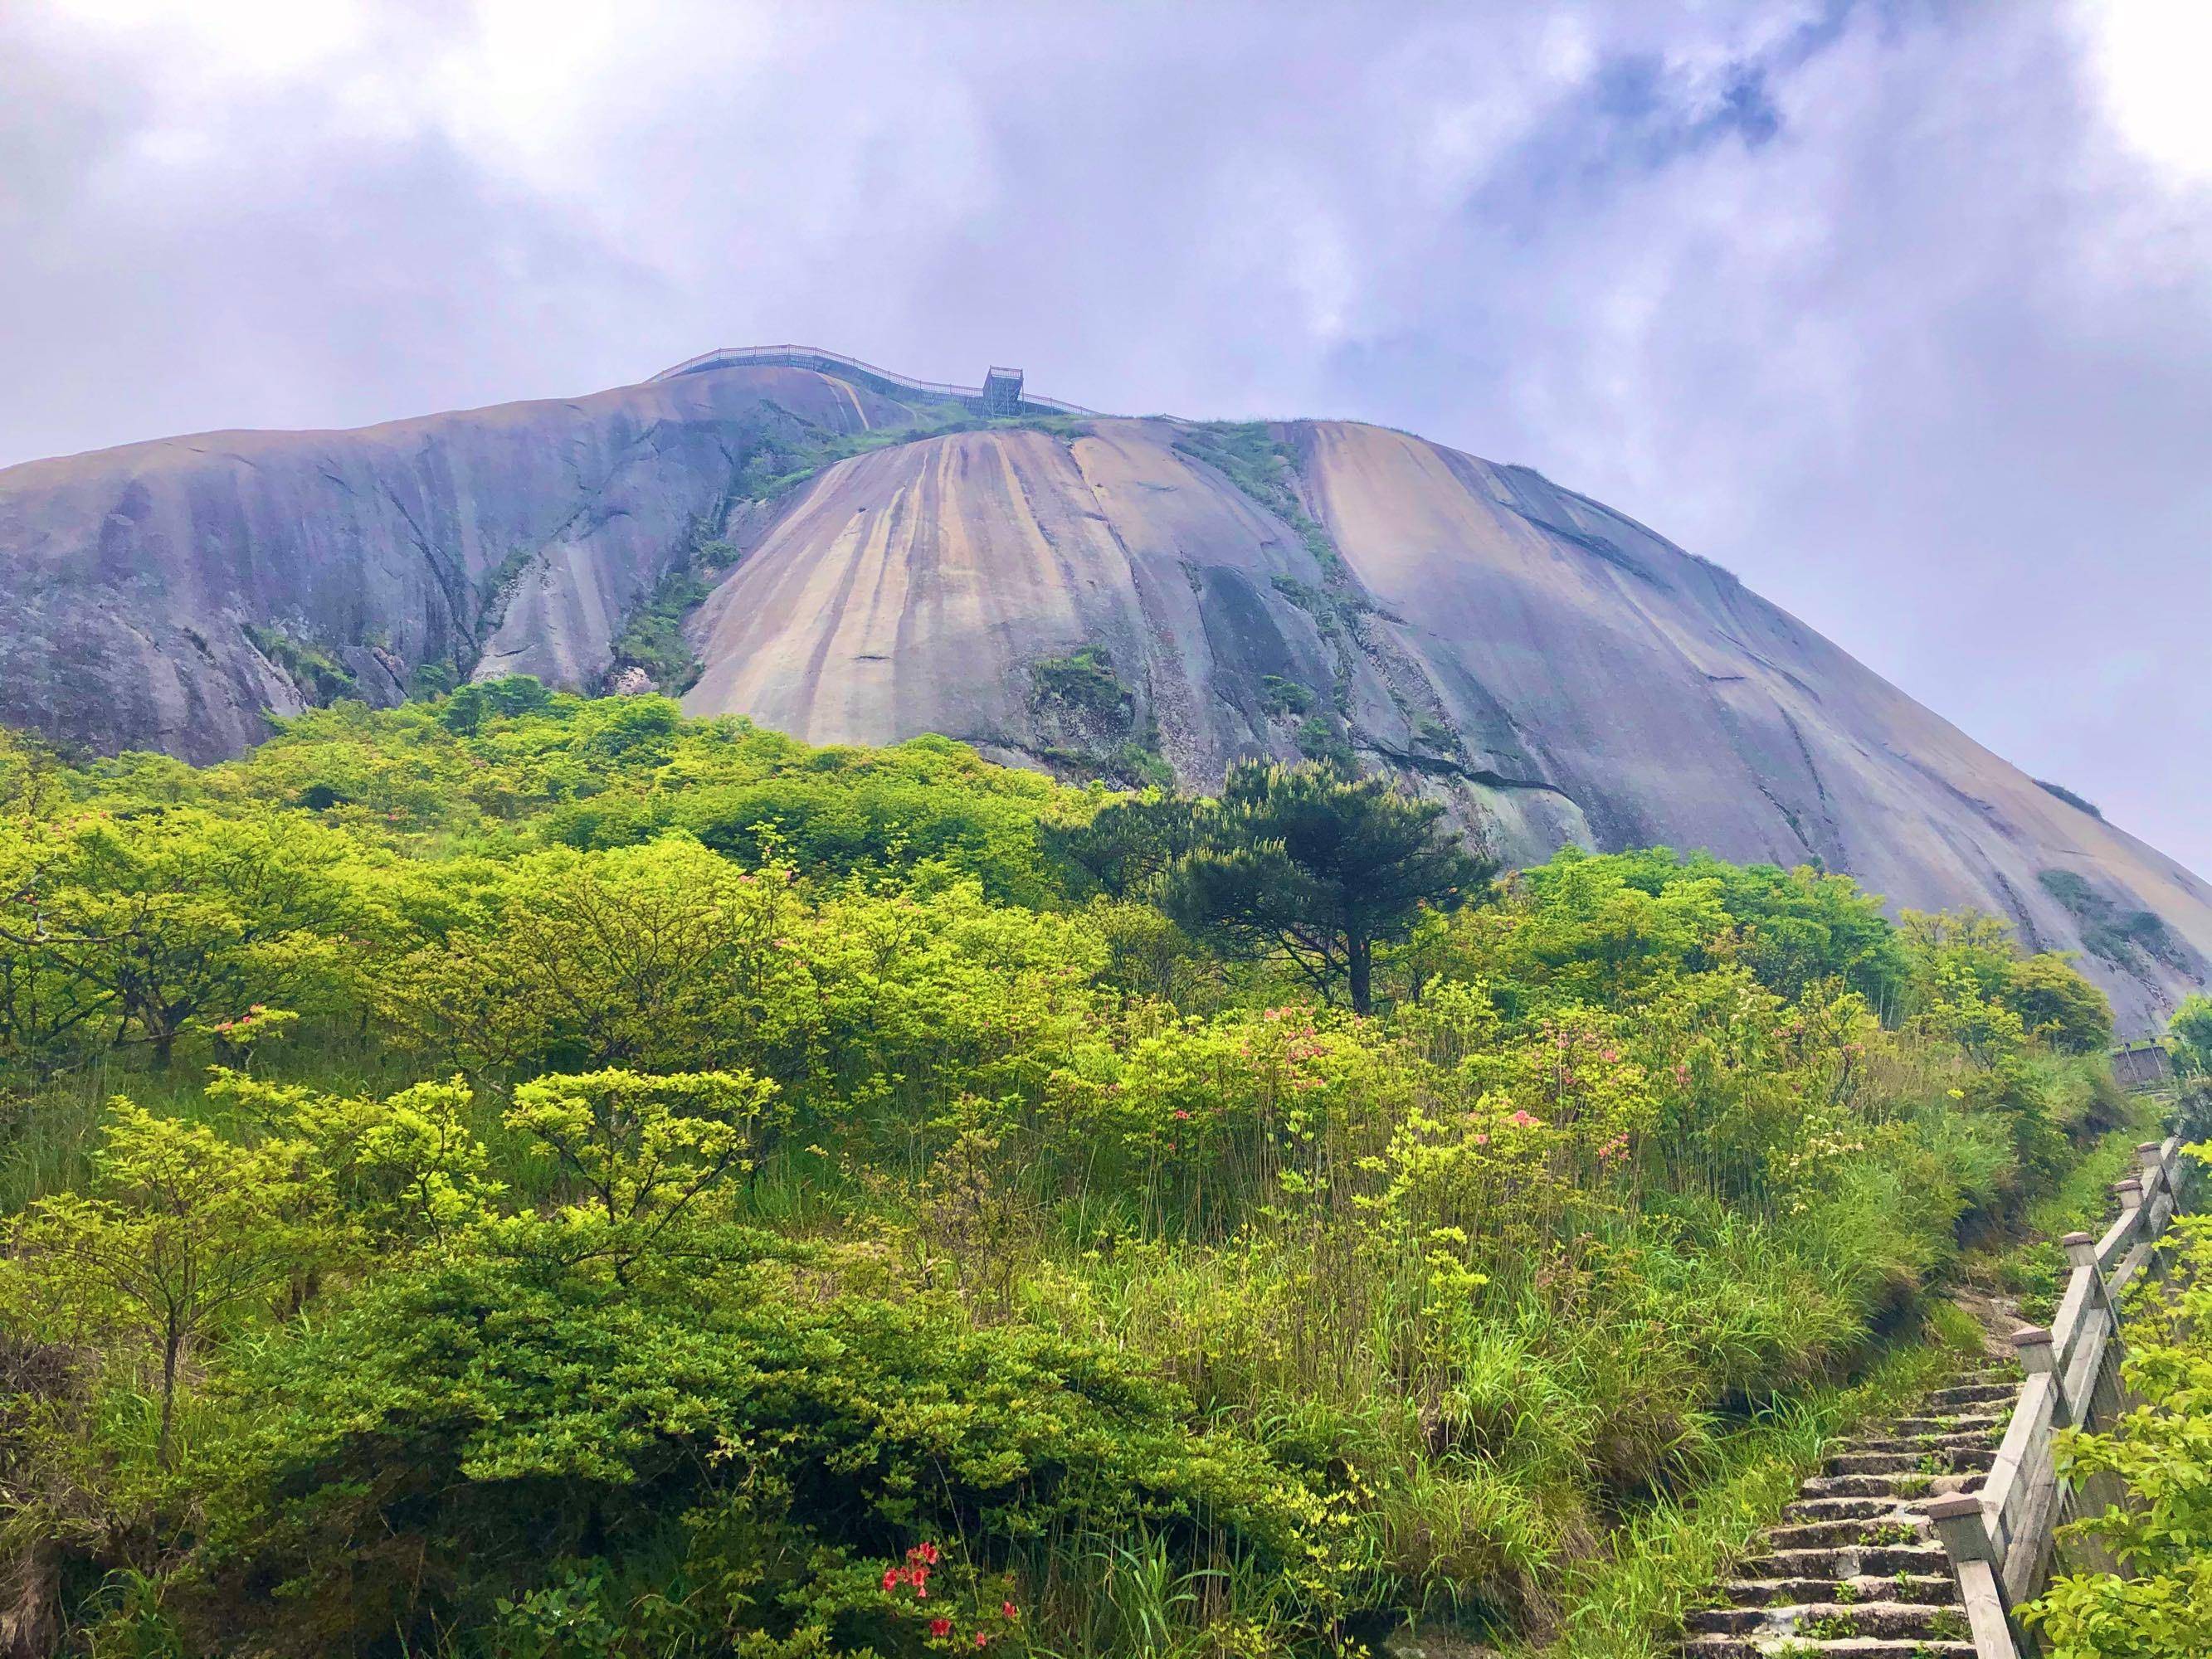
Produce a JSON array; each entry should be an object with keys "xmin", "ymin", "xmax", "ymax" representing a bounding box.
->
[
  {"xmin": 605, "ymin": 565, "xmax": 711, "ymax": 693},
  {"xmin": 1032, "ymin": 647, "xmax": 1132, "ymax": 721},
  {"xmin": 2037, "ymin": 868, "xmax": 2185, "ymax": 970},
  {"xmin": 1172, "ymin": 422, "xmax": 1344, "ymax": 578},
  {"xmin": 744, "ymin": 406, "xmax": 1086, "ymax": 501},
  {"xmin": 1513, "ymin": 1066, "xmax": 2167, "ymax": 1659},
  {"xmin": 241, "ymin": 621, "xmax": 358, "ymax": 705},
  {"xmin": 0, "ymin": 1034, "xmax": 465, "ymax": 1213},
  {"xmin": 1985, "ymin": 1079, "xmax": 2160, "ymax": 1320},
  {"xmin": 1512, "ymin": 1316, "xmax": 1981, "ymax": 1659}
]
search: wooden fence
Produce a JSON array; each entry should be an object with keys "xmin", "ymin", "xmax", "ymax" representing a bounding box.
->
[{"xmin": 1927, "ymin": 1136, "xmax": 2190, "ymax": 1657}]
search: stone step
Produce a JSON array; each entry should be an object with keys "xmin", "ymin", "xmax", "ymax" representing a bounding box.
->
[
  {"xmin": 1686, "ymin": 1599, "xmax": 1976, "ymax": 1640},
  {"xmin": 1873, "ymin": 1574, "xmax": 1969, "ymax": 1606},
  {"xmin": 1799, "ymin": 1472, "xmax": 1982, "ymax": 1501},
  {"xmin": 1713, "ymin": 1574, "xmax": 1964, "ymax": 1612},
  {"xmin": 1681, "ymin": 1637, "xmax": 1973, "ymax": 1658},
  {"xmin": 1781, "ymin": 1496, "xmax": 1901, "ymax": 1522},
  {"xmin": 1761, "ymin": 1517, "xmax": 1929, "ymax": 1550},
  {"xmin": 1922, "ymin": 1383, "xmax": 2017, "ymax": 1408},
  {"xmin": 1891, "ymin": 1413, "xmax": 2005, "ymax": 1436},
  {"xmin": 1736, "ymin": 1543, "xmax": 1950, "ymax": 1580},
  {"xmin": 1825, "ymin": 1447, "xmax": 1995, "ymax": 1477},
  {"xmin": 1676, "ymin": 1369, "xmax": 1998, "ymax": 1657},
  {"xmin": 1714, "ymin": 1578, "xmax": 1840, "ymax": 1608},
  {"xmin": 1846, "ymin": 1430, "xmax": 2002, "ymax": 1455}
]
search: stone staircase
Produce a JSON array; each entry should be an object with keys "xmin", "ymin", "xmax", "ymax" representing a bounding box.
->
[{"xmin": 1678, "ymin": 1361, "xmax": 2018, "ymax": 1657}]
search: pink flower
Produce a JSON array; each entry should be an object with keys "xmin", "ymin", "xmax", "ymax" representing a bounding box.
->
[
  {"xmin": 884, "ymin": 1568, "xmax": 903, "ymax": 1593},
  {"xmin": 1601, "ymin": 1048, "xmax": 1618, "ymax": 1063},
  {"xmin": 930, "ymin": 1618, "xmax": 953, "ymax": 1638},
  {"xmin": 1507, "ymin": 1109, "xmax": 1542, "ymax": 1128},
  {"xmin": 1001, "ymin": 1602, "xmax": 1020, "ymax": 1620}
]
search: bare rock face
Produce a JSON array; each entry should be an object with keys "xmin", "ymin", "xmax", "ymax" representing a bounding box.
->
[
  {"xmin": 2, "ymin": 353, "xmax": 2205, "ymax": 1029},
  {"xmin": 0, "ymin": 364, "xmax": 928, "ymax": 760}
]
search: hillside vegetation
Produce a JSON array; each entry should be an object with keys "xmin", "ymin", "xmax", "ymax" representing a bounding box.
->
[{"xmin": 0, "ymin": 686, "xmax": 2127, "ymax": 1658}]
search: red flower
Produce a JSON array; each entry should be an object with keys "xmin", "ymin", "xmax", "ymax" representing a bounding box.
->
[
  {"xmin": 884, "ymin": 1568, "xmax": 902, "ymax": 1593},
  {"xmin": 975, "ymin": 1636, "xmax": 989, "ymax": 1649},
  {"xmin": 1001, "ymin": 1601, "xmax": 1019, "ymax": 1620},
  {"xmin": 929, "ymin": 1618, "xmax": 953, "ymax": 1638},
  {"xmin": 909, "ymin": 1540, "xmax": 941, "ymax": 1565}
]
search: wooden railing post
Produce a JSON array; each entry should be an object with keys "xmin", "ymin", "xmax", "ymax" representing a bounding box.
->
[
  {"xmin": 2013, "ymin": 1324, "xmax": 2056, "ymax": 1385},
  {"xmin": 1927, "ymin": 1493, "xmax": 2019, "ymax": 1658},
  {"xmin": 2136, "ymin": 1144, "xmax": 2169, "ymax": 1224},
  {"xmin": 2115, "ymin": 1177, "xmax": 2143, "ymax": 1228},
  {"xmin": 2063, "ymin": 1230, "xmax": 2110, "ymax": 1319}
]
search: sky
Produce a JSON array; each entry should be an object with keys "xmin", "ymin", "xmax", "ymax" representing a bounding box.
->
[{"xmin": 2, "ymin": 0, "xmax": 2208, "ymax": 873}]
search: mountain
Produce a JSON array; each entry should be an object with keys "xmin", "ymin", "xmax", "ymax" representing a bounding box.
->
[{"xmin": 2, "ymin": 346, "xmax": 2205, "ymax": 1028}]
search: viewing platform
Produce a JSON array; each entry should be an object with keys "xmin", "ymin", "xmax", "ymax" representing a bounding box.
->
[{"xmin": 649, "ymin": 344, "xmax": 1098, "ymax": 417}]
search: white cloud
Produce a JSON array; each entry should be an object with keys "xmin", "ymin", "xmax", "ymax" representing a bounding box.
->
[
  {"xmin": 1, "ymin": 0, "xmax": 2205, "ymax": 873},
  {"xmin": 2078, "ymin": 0, "xmax": 2212, "ymax": 187}
]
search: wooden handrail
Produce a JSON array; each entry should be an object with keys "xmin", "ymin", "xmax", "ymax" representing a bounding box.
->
[{"xmin": 1927, "ymin": 1135, "xmax": 2187, "ymax": 1657}]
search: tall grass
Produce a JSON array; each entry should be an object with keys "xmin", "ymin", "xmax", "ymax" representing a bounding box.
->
[
  {"xmin": 1986, "ymin": 1054, "xmax": 2155, "ymax": 1319},
  {"xmin": 1515, "ymin": 1311, "xmax": 1984, "ymax": 1659},
  {"xmin": 0, "ymin": 1030, "xmax": 427, "ymax": 1211}
]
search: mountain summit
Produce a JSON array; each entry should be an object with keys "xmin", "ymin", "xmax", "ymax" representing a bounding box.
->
[{"xmin": 2, "ymin": 347, "xmax": 2203, "ymax": 1026}]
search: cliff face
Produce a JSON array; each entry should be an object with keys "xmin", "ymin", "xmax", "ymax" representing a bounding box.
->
[
  {"xmin": 2, "ymin": 354, "xmax": 2205, "ymax": 1028},
  {"xmin": 0, "ymin": 364, "xmax": 928, "ymax": 760}
]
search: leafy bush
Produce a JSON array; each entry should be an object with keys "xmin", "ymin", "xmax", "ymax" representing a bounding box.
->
[
  {"xmin": 1030, "ymin": 646, "xmax": 1131, "ymax": 721},
  {"xmin": 241, "ymin": 620, "xmax": 358, "ymax": 704},
  {"xmin": 2040, "ymin": 867, "xmax": 2185, "ymax": 970},
  {"xmin": 2023, "ymin": 1163, "xmax": 2212, "ymax": 1657},
  {"xmin": 188, "ymin": 1244, "xmax": 1328, "ymax": 1658},
  {"xmin": 2034, "ymin": 779, "xmax": 2103, "ymax": 818},
  {"xmin": 605, "ymin": 567, "xmax": 711, "ymax": 693},
  {"xmin": 0, "ymin": 697, "xmax": 2130, "ymax": 1657}
]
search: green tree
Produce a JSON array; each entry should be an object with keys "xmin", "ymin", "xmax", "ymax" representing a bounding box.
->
[
  {"xmin": 2171, "ymin": 995, "xmax": 2212, "ymax": 1077},
  {"xmin": 2003, "ymin": 951, "xmax": 2115, "ymax": 1054},
  {"xmin": 209, "ymin": 1069, "xmax": 502, "ymax": 1247},
  {"xmin": 1162, "ymin": 761, "xmax": 1490, "ymax": 1014},
  {"xmin": 0, "ymin": 809, "xmax": 360, "ymax": 1065},
  {"xmin": 1044, "ymin": 789, "xmax": 1201, "ymax": 898},
  {"xmin": 0, "ymin": 830, "xmax": 118, "ymax": 1074},
  {"xmin": 0, "ymin": 1102, "xmax": 326, "ymax": 1462},
  {"xmin": 504, "ymin": 1068, "xmax": 782, "ymax": 1278},
  {"xmin": 373, "ymin": 837, "xmax": 748, "ymax": 1073}
]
